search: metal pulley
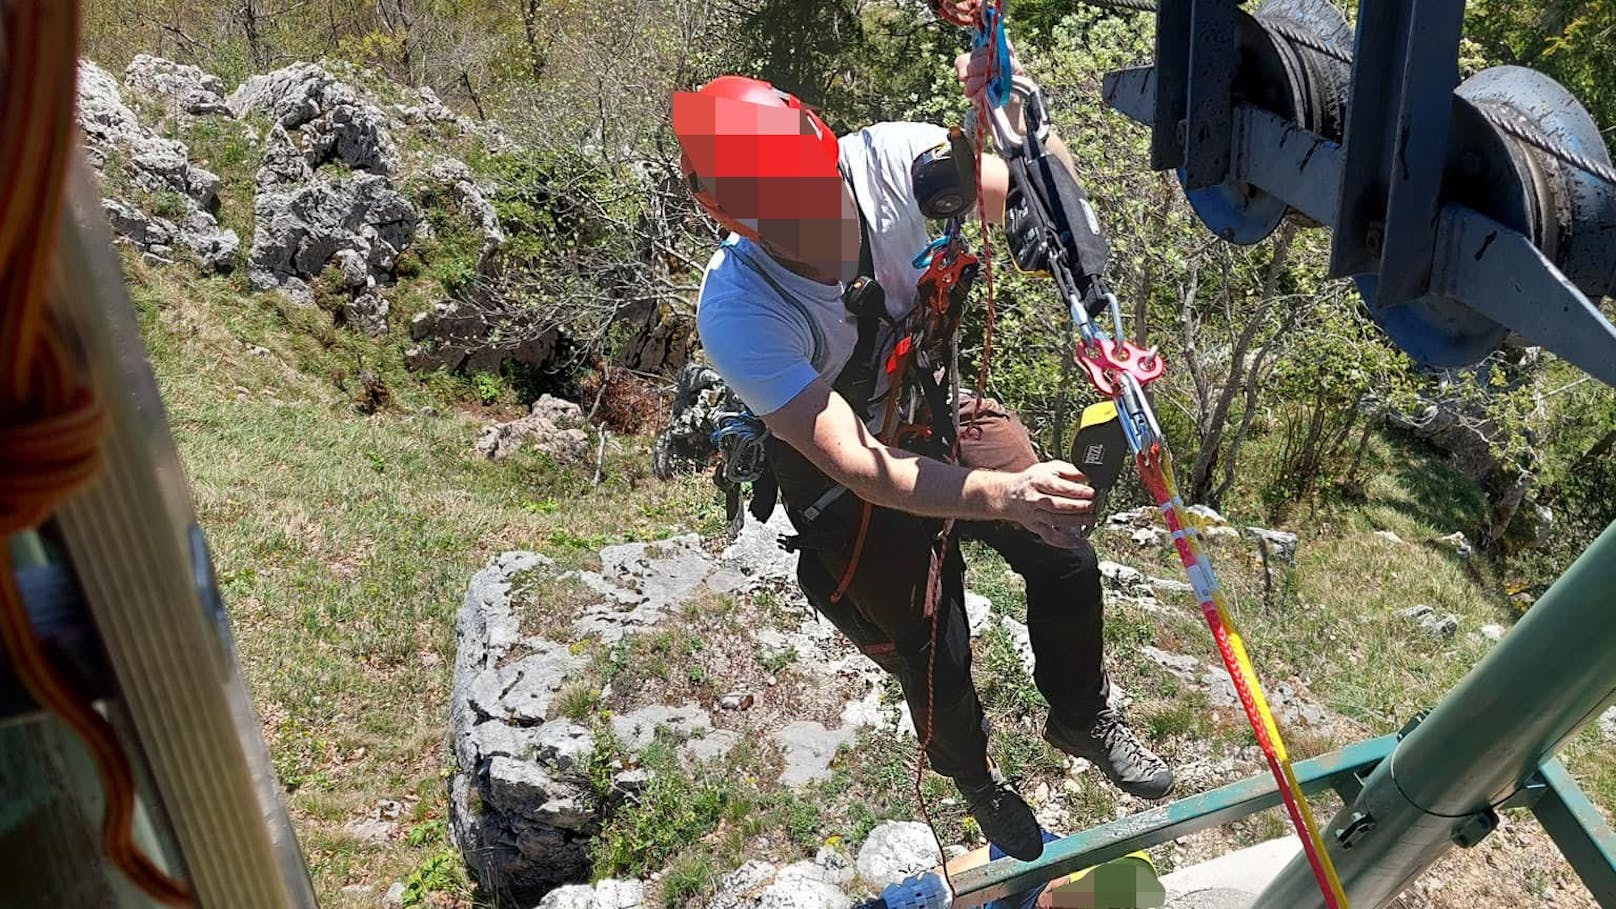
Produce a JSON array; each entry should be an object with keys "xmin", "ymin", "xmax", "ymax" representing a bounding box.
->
[
  {"xmin": 1356, "ymin": 66, "xmax": 1616, "ymax": 368},
  {"xmin": 1178, "ymin": 0, "xmax": 1353, "ymax": 244},
  {"xmin": 1103, "ymin": 0, "xmax": 1616, "ymax": 384}
]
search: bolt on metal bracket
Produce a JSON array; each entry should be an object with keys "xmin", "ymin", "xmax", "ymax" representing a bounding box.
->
[
  {"xmin": 1452, "ymin": 807, "xmax": 1500, "ymax": 849},
  {"xmin": 1335, "ymin": 811, "xmax": 1377, "ymax": 850}
]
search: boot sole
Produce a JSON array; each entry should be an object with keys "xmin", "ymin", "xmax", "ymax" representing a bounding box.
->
[{"xmin": 964, "ymin": 793, "xmax": 1046, "ymax": 861}]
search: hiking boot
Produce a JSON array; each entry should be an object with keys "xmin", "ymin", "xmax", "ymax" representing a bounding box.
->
[
  {"xmin": 1045, "ymin": 708, "xmax": 1175, "ymax": 800},
  {"xmin": 956, "ymin": 767, "xmax": 1044, "ymax": 861}
]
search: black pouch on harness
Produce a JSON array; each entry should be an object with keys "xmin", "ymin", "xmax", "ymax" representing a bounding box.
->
[{"xmin": 1004, "ymin": 152, "xmax": 1111, "ymax": 317}]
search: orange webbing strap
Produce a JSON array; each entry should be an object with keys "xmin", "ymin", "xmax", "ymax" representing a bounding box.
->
[
  {"xmin": 1136, "ymin": 445, "xmax": 1348, "ymax": 909},
  {"xmin": 830, "ymin": 369, "xmax": 909, "ymax": 604},
  {"xmin": 0, "ymin": 1, "xmax": 191, "ymax": 904}
]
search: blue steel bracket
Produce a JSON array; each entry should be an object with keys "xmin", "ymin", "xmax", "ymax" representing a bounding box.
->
[
  {"xmin": 1529, "ymin": 758, "xmax": 1616, "ymax": 904},
  {"xmin": 946, "ymin": 735, "xmax": 1399, "ymax": 908},
  {"xmin": 1103, "ymin": 70, "xmax": 1344, "ymax": 228},
  {"xmin": 1149, "ymin": 0, "xmax": 1192, "ymax": 169},
  {"xmin": 1181, "ymin": 0, "xmax": 1239, "ymax": 190},
  {"xmin": 1234, "ymin": 106, "xmax": 1343, "ymax": 227},
  {"xmin": 1329, "ymin": 0, "xmax": 1413, "ymax": 278},
  {"xmin": 1102, "ymin": 66, "xmax": 1156, "ymax": 126},
  {"xmin": 1371, "ymin": 0, "xmax": 1466, "ymax": 308},
  {"xmin": 1102, "ymin": 66, "xmax": 1616, "ymax": 386},
  {"xmin": 1431, "ymin": 206, "xmax": 1616, "ymax": 387}
]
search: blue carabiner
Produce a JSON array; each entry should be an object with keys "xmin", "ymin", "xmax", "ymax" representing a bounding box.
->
[
  {"xmin": 913, "ymin": 236, "xmax": 949, "ymax": 269},
  {"xmin": 973, "ymin": 3, "xmax": 1013, "ymax": 110}
]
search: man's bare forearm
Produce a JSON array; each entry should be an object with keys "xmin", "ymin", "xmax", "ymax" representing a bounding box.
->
[
  {"xmin": 762, "ymin": 379, "xmax": 1094, "ymax": 547},
  {"xmin": 1044, "ymin": 129, "xmax": 1079, "ymax": 183},
  {"xmin": 765, "ymin": 379, "xmax": 1009, "ymax": 523},
  {"xmin": 835, "ymin": 440, "xmax": 1013, "ymax": 522}
]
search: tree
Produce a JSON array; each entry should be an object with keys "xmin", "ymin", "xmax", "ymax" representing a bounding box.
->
[{"xmin": 1467, "ymin": 0, "xmax": 1616, "ymax": 132}]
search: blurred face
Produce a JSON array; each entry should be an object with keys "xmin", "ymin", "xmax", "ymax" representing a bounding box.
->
[{"xmin": 756, "ymin": 176, "xmax": 862, "ymax": 284}]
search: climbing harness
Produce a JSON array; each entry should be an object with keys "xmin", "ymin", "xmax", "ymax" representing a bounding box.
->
[
  {"xmin": 934, "ymin": 2, "xmax": 1352, "ymax": 906},
  {"xmin": 827, "ymin": 209, "xmax": 978, "ymax": 606}
]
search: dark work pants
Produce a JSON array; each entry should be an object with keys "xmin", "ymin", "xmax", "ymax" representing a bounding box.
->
[{"xmin": 771, "ymin": 398, "xmax": 1109, "ymax": 782}]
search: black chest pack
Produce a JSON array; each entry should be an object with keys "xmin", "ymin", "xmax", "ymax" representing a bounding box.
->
[{"xmin": 831, "ymin": 194, "xmax": 888, "ymax": 421}]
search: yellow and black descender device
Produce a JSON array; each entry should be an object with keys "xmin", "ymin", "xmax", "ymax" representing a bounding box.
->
[{"xmin": 1068, "ymin": 401, "xmax": 1128, "ymax": 536}]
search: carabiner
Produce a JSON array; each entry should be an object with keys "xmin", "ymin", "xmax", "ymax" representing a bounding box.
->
[
  {"xmin": 973, "ymin": 3, "xmax": 1013, "ymax": 110},
  {"xmin": 913, "ymin": 236, "xmax": 950, "ymax": 269}
]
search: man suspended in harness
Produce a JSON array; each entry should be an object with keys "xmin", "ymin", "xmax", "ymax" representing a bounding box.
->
[{"xmin": 671, "ymin": 49, "xmax": 1174, "ymax": 864}]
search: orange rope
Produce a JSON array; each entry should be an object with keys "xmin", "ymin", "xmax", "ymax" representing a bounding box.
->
[
  {"xmin": 0, "ymin": 1, "xmax": 191, "ymax": 903},
  {"xmin": 829, "ymin": 380, "xmax": 906, "ymax": 604},
  {"xmin": 901, "ymin": 2, "xmax": 1009, "ymax": 884}
]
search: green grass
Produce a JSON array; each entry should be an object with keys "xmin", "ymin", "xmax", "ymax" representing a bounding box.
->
[
  {"xmin": 127, "ymin": 254, "xmax": 723, "ymax": 906},
  {"xmin": 756, "ymin": 644, "xmax": 797, "ymax": 675},
  {"xmin": 660, "ymin": 852, "xmax": 720, "ymax": 908},
  {"xmin": 591, "ymin": 740, "xmax": 735, "ymax": 879}
]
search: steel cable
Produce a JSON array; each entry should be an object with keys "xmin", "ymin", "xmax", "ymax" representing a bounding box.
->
[
  {"xmin": 1010, "ymin": 0, "xmax": 1616, "ymax": 188},
  {"xmin": 1476, "ymin": 105, "xmax": 1616, "ymax": 188}
]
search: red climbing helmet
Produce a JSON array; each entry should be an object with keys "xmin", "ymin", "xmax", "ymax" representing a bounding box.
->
[{"xmin": 672, "ymin": 76, "xmax": 843, "ymax": 242}]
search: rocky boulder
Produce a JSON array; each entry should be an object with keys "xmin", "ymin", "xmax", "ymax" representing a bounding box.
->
[
  {"xmin": 123, "ymin": 54, "xmax": 231, "ymax": 117},
  {"xmin": 706, "ymin": 853, "xmax": 854, "ymax": 909},
  {"xmin": 229, "ymin": 62, "xmax": 398, "ymax": 174},
  {"xmin": 474, "ymin": 394, "xmax": 592, "ymax": 462},
  {"xmin": 76, "ymin": 60, "xmax": 240, "ymax": 274},
  {"xmin": 1398, "ymin": 604, "xmax": 1459, "ymax": 639},
  {"xmin": 448, "ymin": 551, "xmax": 600, "ymax": 903},
  {"xmin": 1245, "ymin": 527, "xmax": 1298, "ymax": 564},
  {"xmin": 1385, "ymin": 353, "xmax": 1544, "ymax": 549},
  {"xmin": 406, "ymin": 297, "xmax": 562, "ymax": 374},
  {"xmin": 538, "ymin": 879, "xmax": 647, "ymax": 909},
  {"xmin": 77, "ymin": 60, "xmax": 144, "ymax": 151},
  {"xmin": 652, "ymin": 364, "xmax": 745, "ymax": 480},
  {"xmin": 226, "ymin": 62, "xmax": 420, "ymax": 328},
  {"xmin": 248, "ymin": 171, "xmax": 418, "ymax": 313},
  {"xmin": 395, "ymin": 84, "xmax": 465, "ymax": 127},
  {"xmin": 855, "ymin": 821, "xmax": 942, "ymax": 889},
  {"xmin": 1433, "ymin": 531, "xmax": 1473, "ymax": 559},
  {"xmin": 100, "ymin": 198, "xmax": 240, "ymax": 272}
]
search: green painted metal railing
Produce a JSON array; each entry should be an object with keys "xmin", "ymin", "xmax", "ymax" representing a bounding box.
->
[{"xmin": 947, "ymin": 735, "xmax": 1398, "ymax": 907}]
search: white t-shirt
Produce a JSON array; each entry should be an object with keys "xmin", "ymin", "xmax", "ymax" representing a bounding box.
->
[{"xmin": 695, "ymin": 121, "xmax": 950, "ymax": 416}]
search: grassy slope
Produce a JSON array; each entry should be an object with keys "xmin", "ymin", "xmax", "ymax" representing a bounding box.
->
[
  {"xmin": 128, "ymin": 257, "xmax": 725, "ymax": 906},
  {"xmin": 128, "ymin": 246, "xmax": 1613, "ymax": 907}
]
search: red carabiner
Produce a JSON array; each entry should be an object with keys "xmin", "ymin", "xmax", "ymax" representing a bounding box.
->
[{"xmin": 928, "ymin": 0, "xmax": 981, "ymax": 27}]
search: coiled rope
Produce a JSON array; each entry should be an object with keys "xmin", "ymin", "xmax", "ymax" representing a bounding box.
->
[{"xmin": 0, "ymin": 1, "xmax": 191, "ymax": 903}]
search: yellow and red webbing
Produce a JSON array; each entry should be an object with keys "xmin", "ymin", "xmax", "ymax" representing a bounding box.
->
[{"xmin": 1136, "ymin": 443, "xmax": 1349, "ymax": 909}]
